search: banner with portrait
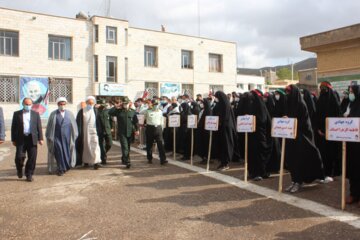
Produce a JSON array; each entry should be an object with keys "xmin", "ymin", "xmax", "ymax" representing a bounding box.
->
[
  {"xmin": 20, "ymin": 77, "xmax": 49, "ymax": 118},
  {"xmin": 160, "ymin": 83, "xmax": 181, "ymax": 98}
]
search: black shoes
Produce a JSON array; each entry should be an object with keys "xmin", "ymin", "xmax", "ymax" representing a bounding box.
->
[
  {"xmin": 26, "ymin": 176, "xmax": 33, "ymax": 182},
  {"xmin": 94, "ymin": 164, "xmax": 101, "ymax": 170},
  {"xmin": 160, "ymin": 160, "xmax": 168, "ymax": 165},
  {"xmin": 57, "ymin": 171, "xmax": 64, "ymax": 176},
  {"xmin": 126, "ymin": 163, "xmax": 131, "ymax": 169},
  {"xmin": 17, "ymin": 170, "xmax": 23, "ymax": 179},
  {"xmin": 148, "ymin": 159, "xmax": 153, "ymax": 164}
]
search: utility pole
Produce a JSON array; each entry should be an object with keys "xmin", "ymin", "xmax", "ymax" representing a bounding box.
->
[{"xmin": 105, "ymin": 0, "xmax": 111, "ymax": 17}]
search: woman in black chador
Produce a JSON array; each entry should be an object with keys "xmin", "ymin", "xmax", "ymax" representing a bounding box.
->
[
  {"xmin": 315, "ymin": 81, "xmax": 341, "ymax": 181},
  {"xmin": 245, "ymin": 90, "xmax": 273, "ymax": 180},
  {"xmin": 345, "ymin": 85, "xmax": 360, "ymax": 206},
  {"xmin": 302, "ymin": 88, "xmax": 317, "ymax": 132},
  {"xmin": 212, "ymin": 91, "xmax": 237, "ymax": 171},
  {"xmin": 196, "ymin": 98, "xmax": 212, "ymax": 164},
  {"xmin": 284, "ymin": 85, "xmax": 325, "ymax": 193},
  {"xmin": 179, "ymin": 102, "xmax": 192, "ymax": 160}
]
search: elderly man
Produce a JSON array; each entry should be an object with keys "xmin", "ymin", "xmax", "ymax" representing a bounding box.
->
[
  {"xmin": 0, "ymin": 106, "xmax": 4, "ymax": 144},
  {"xmin": 11, "ymin": 98, "xmax": 43, "ymax": 182},
  {"xmin": 46, "ymin": 97, "xmax": 78, "ymax": 176},
  {"xmin": 109, "ymin": 97, "xmax": 139, "ymax": 168},
  {"xmin": 76, "ymin": 96, "xmax": 102, "ymax": 169}
]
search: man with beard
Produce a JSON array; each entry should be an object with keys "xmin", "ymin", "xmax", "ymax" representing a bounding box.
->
[
  {"xmin": 285, "ymin": 85, "xmax": 325, "ymax": 193},
  {"xmin": 315, "ymin": 81, "xmax": 341, "ymax": 182}
]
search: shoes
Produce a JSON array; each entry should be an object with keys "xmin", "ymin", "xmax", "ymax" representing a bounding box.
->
[
  {"xmin": 216, "ymin": 164, "xmax": 224, "ymax": 170},
  {"xmin": 57, "ymin": 171, "xmax": 64, "ymax": 176},
  {"xmin": 346, "ymin": 195, "xmax": 359, "ymax": 204},
  {"xmin": 160, "ymin": 160, "xmax": 168, "ymax": 165},
  {"xmin": 220, "ymin": 165, "xmax": 230, "ymax": 171},
  {"xmin": 126, "ymin": 163, "xmax": 131, "ymax": 169},
  {"xmin": 285, "ymin": 182, "xmax": 295, "ymax": 192},
  {"xmin": 101, "ymin": 160, "xmax": 107, "ymax": 165},
  {"xmin": 26, "ymin": 176, "xmax": 33, "ymax": 182},
  {"xmin": 94, "ymin": 164, "xmax": 101, "ymax": 170},
  {"xmin": 290, "ymin": 183, "xmax": 302, "ymax": 193},
  {"xmin": 83, "ymin": 163, "xmax": 89, "ymax": 168},
  {"xmin": 253, "ymin": 176, "xmax": 263, "ymax": 181},
  {"xmin": 324, "ymin": 176, "xmax": 334, "ymax": 183},
  {"xmin": 17, "ymin": 170, "xmax": 23, "ymax": 179}
]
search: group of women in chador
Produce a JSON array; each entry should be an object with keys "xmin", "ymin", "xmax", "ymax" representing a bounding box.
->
[{"xmin": 158, "ymin": 81, "xmax": 359, "ymax": 201}]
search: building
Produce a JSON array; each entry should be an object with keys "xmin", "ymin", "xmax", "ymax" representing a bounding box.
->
[
  {"xmin": 300, "ymin": 23, "xmax": 360, "ymax": 95},
  {"xmin": 0, "ymin": 7, "xmax": 237, "ymax": 125},
  {"xmin": 236, "ymin": 74, "xmax": 265, "ymax": 93}
]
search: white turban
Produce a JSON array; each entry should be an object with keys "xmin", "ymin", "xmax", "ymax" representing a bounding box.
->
[
  {"xmin": 56, "ymin": 97, "xmax": 68, "ymax": 104},
  {"xmin": 86, "ymin": 96, "xmax": 96, "ymax": 103}
]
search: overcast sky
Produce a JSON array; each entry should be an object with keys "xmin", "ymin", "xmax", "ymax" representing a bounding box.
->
[{"xmin": 1, "ymin": 0, "xmax": 360, "ymax": 68}]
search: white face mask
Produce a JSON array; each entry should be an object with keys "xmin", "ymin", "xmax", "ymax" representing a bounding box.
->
[
  {"xmin": 275, "ymin": 95, "xmax": 280, "ymax": 101},
  {"xmin": 214, "ymin": 98, "xmax": 219, "ymax": 103},
  {"xmin": 200, "ymin": 103, "xmax": 204, "ymax": 108},
  {"xmin": 58, "ymin": 105, "xmax": 65, "ymax": 111},
  {"xmin": 235, "ymin": 97, "xmax": 240, "ymax": 102},
  {"xmin": 349, "ymin": 93, "xmax": 356, "ymax": 102}
]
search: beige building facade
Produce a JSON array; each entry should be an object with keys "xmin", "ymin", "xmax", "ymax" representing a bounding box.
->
[{"xmin": 0, "ymin": 7, "xmax": 237, "ymax": 125}]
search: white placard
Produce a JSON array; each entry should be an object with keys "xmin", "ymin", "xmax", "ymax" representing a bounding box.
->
[
  {"xmin": 137, "ymin": 114, "xmax": 145, "ymax": 125},
  {"xmin": 237, "ymin": 115, "xmax": 256, "ymax": 133},
  {"xmin": 168, "ymin": 115, "xmax": 180, "ymax": 128},
  {"xmin": 205, "ymin": 116, "xmax": 219, "ymax": 131},
  {"xmin": 271, "ymin": 118, "xmax": 297, "ymax": 139},
  {"xmin": 326, "ymin": 118, "xmax": 360, "ymax": 142},
  {"xmin": 187, "ymin": 115, "xmax": 198, "ymax": 129}
]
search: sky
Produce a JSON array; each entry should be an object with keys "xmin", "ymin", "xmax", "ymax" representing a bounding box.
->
[{"xmin": 1, "ymin": 0, "xmax": 360, "ymax": 68}]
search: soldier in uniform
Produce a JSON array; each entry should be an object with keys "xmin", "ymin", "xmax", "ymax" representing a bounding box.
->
[
  {"xmin": 96, "ymin": 99, "xmax": 113, "ymax": 165},
  {"xmin": 109, "ymin": 97, "xmax": 139, "ymax": 168},
  {"xmin": 144, "ymin": 99, "xmax": 168, "ymax": 165}
]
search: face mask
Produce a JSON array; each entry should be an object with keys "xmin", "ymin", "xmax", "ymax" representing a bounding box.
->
[
  {"xmin": 178, "ymin": 99, "xmax": 183, "ymax": 104},
  {"xmin": 86, "ymin": 104, "xmax": 93, "ymax": 110},
  {"xmin": 275, "ymin": 95, "xmax": 280, "ymax": 101},
  {"xmin": 344, "ymin": 94, "xmax": 349, "ymax": 99},
  {"xmin": 58, "ymin": 105, "xmax": 65, "ymax": 111},
  {"xmin": 200, "ymin": 103, "xmax": 204, "ymax": 109},
  {"xmin": 235, "ymin": 97, "xmax": 239, "ymax": 102},
  {"xmin": 161, "ymin": 100, "xmax": 167, "ymax": 105},
  {"xmin": 23, "ymin": 105, "xmax": 32, "ymax": 111},
  {"xmin": 349, "ymin": 93, "xmax": 356, "ymax": 102},
  {"xmin": 214, "ymin": 98, "xmax": 219, "ymax": 103}
]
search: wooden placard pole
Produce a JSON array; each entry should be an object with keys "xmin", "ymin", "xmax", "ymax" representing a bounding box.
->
[
  {"xmin": 341, "ymin": 141, "xmax": 346, "ymax": 210},
  {"xmin": 173, "ymin": 127, "xmax": 176, "ymax": 161},
  {"xmin": 206, "ymin": 131, "xmax": 213, "ymax": 172},
  {"xmin": 190, "ymin": 128, "xmax": 194, "ymax": 166},
  {"xmin": 244, "ymin": 132, "xmax": 249, "ymax": 183},
  {"xmin": 278, "ymin": 138, "xmax": 286, "ymax": 193}
]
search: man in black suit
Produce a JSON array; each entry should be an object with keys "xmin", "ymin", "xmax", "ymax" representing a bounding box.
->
[{"xmin": 11, "ymin": 98, "xmax": 44, "ymax": 182}]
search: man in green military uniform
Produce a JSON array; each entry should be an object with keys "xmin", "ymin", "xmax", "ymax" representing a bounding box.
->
[
  {"xmin": 96, "ymin": 99, "xmax": 113, "ymax": 165},
  {"xmin": 109, "ymin": 97, "xmax": 139, "ymax": 168}
]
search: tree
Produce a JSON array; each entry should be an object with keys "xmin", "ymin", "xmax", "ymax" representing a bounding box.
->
[{"xmin": 276, "ymin": 68, "xmax": 292, "ymax": 80}]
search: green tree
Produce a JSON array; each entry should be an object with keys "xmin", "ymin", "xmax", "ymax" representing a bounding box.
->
[{"xmin": 276, "ymin": 68, "xmax": 292, "ymax": 80}]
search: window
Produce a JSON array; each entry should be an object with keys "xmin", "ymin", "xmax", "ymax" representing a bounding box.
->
[
  {"xmin": 94, "ymin": 55, "xmax": 98, "ymax": 82},
  {"xmin": 237, "ymin": 83, "xmax": 244, "ymax": 90},
  {"xmin": 209, "ymin": 53, "xmax": 222, "ymax": 72},
  {"xmin": 0, "ymin": 30, "xmax": 19, "ymax": 56},
  {"xmin": 181, "ymin": 50, "xmax": 193, "ymax": 69},
  {"xmin": 125, "ymin": 57, "xmax": 128, "ymax": 82},
  {"xmin": 145, "ymin": 82, "xmax": 158, "ymax": 98},
  {"xmin": 48, "ymin": 35, "xmax": 72, "ymax": 61},
  {"xmin": 257, "ymin": 84, "xmax": 262, "ymax": 90},
  {"xmin": 94, "ymin": 25, "xmax": 99, "ymax": 42},
  {"xmin": 106, "ymin": 56, "xmax": 117, "ymax": 82},
  {"xmin": 144, "ymin": 46, "xmax": 158, "ymax": 67},
  {"xmin": 106, "ymin": 26, "xmax": 117, "ymax": 44},
  {"xmin": 182, "ymin": 84, "xmax": 194, "ymax": 98},
  {"xmin": 0, "ymin": 75, "xmax": 19, "ymax": 103},
  {"xmin": 49, "ymin": 78, "xmax": 72, "ymax": 103},
  {"xmin": 125, "ymin": 28, "xmax": 128, "ymax": 46},
  {"xmin": 209, "ymin": 85, "xmax": 223, "ymax": 93}
]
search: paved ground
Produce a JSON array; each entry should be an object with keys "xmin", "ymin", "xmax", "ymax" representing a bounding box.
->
[{"xmin": 1, "ymin": 139, "xmax": 360, "ymax": 239}]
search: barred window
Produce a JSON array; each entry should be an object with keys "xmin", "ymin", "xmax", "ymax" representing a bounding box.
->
[
  {"xmin": 182, "ymin": 84, "xmax": 194, "ymax": 98},
  {"xmin": 145, "ymin": 82, "xmax": 158, "ymax": 98},
  {"xmin": 209, "ymin": 84, "xmax": 223, "ymax": 93},
  {"xmin": 0, "ymin": 75, "xmax": 19, "ymax": 103},
  {"xmin": 49, "ymin": 78, "xmax": 72, "ymax": 103}
]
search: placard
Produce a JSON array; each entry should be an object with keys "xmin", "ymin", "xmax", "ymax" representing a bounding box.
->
[
  {"xmin": 187, "ymin": 115, "xmax": 198, "ymax": 129},
  {"xmin": 137, "ymin": 114, "xmax": 145, "ymax": 125},
  {"xmin": 271, "ymin": 118, "xmax": 297, "ymax": 139},
  {"xmin": 326, "ymin": 118, "xmax": 360, "ymax": 142},
  {"xmin": 168, "ymin": 115, "xmax": 180, "ymax": 128},
  {"xmin": 99, "ymin": 83, "xmax": 126, "ymax": 96},
  {"xmin": 237, "ymin": 115, "xmax": 256, "ymax": 133},
  {"xmin": 205, "ymin": 116, "xmax": 219, "ymax": 131}
]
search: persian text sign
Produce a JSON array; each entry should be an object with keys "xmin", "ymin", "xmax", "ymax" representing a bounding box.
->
[
  {"xmin": 205, "ymin": 116, "xmax": 219, "ymax": 131},
  {"xmin": 271, "ymin": 118, "xmax": 297, "ymax": 139},
  {"xmin": 326, "ymin": 118, "xmax": 360, "ymax": 142},
  {"xmin": 168, "ymin": 115, "xmax": 180, "ymax": 128},
  {"xmin": 237, "ymin": 115, "xmax": 256, "ymax": 133},
  {"xmin": 137, "ymin": 114, "xmax": 145, "ymax": 125},
  {"xmin": 187, "ymin": 115, "xmax": 198, "ymax": 129}
]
